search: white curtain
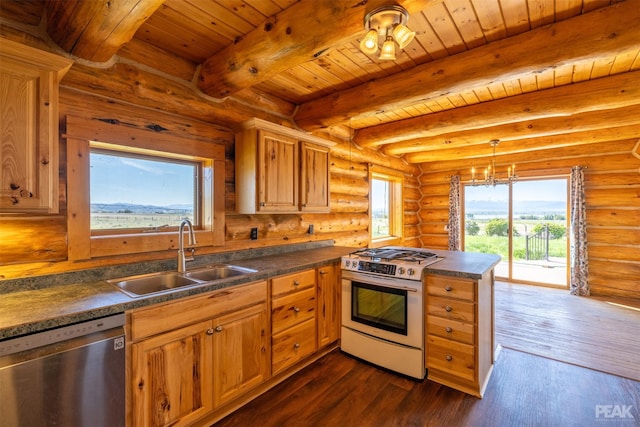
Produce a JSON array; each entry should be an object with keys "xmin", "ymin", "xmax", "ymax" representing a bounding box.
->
[
  {"xmin": 570, "ymin": 166, "xmax": 589, "ymax": 296},
  {"xmin": 448, "ymin": 175, "xmax": 461, "ymax": 251}
]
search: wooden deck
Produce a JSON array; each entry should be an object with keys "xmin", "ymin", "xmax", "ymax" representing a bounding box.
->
[{"xmin": 215, "ymin": 282, "xmax": 640, "ymax": 426}]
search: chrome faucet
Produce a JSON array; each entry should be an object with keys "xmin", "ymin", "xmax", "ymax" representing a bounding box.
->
[{"xmin": 177, "ymin": 219, "xmax": 197, "ymax": 273}]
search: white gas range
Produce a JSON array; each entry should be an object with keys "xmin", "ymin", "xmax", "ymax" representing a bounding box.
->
[{"xmin": 340, "ymin": 246, "xmax": 444, "ymax": 379}]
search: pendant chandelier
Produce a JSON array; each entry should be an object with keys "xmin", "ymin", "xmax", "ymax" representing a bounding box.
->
[
  {"xmin": 470, "ymin": 140, "xmax": 517, "ymax": 187},
  {"xmin": 359, "ymin": 5, "xmax": 416, "ymax": 61}
]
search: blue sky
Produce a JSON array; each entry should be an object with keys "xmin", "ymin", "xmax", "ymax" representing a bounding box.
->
[
  {"xmin": 90, "ymin": 152, "xmax": 194, "ymax": 206},
  {"xmin": 466, "ymin": 178, "xmax": 567, "ymax": 202}
]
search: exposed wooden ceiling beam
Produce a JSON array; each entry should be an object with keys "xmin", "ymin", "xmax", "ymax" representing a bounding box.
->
[
  {"xmin": 404, "ymin": 124, "xmax": 640, "ymax": 164},
  {"xmin": 294, "ymin": 1, "xmax": 640, "ymax": 130},
  {"xmin": 379, "ymin": 80, "xmax": 640, "ymax": 155},
  {"xmin": 45, "ymin": 0, "xmax": 165, "ymax": 62},
  {"xmin": 196, "ymin": 0, "xmax": 437, "ymax": 99}
]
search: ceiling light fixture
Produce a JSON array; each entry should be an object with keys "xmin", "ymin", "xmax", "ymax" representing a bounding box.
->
[
  {"xmin": 470, "ymin": 140, "xmax": 517, "ymax": 187},
  {"xmin": 359, "ymin": 5, "xmax": 416, "ymax": 60}
]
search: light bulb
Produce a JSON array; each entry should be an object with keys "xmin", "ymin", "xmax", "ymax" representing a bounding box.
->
[
  {"xmin": 392, "ymin": 24, "xmax": 415, "ymax": 49},
  {"xmin": 359, "ymin": 29, "xmax": 379, "ymax": 55},
  {"xmin": 379, "ymin": 36, "xmax": 396, "ymax": 60}
]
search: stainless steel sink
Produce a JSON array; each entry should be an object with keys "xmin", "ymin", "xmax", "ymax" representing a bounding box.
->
[
  {"xmin": 109, "ymin": 265, "xmax": 257, "ymax": 297},
  {"xmin": 185, "ymin": 265, "xmax": 257, "ymax": 282},
  {"xmin": 108, "ymin": 271, "xmax": 201, "ymax": 297}
]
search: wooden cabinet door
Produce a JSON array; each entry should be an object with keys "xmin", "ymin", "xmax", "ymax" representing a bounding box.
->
[
  {"xmin": 317, "ymin": 262, "xmax": 341, "ymax": 348},
  {"xmin": 257, "ymin": 130, "xmax": 299, "ymax": 212},
  {"xmin": 300, "ymin": 142, "xmax": 330, "ymax": 212},
  {"xmin": 0, "ymin": 41, "xmax": 71, "ymax": 213},
  {"xmin": 212, "ymin": 303, "xmax": 269, "ymax": 406},
  {"xmin": 131, "ymin": 320, "xmax": 214, "ymax": 427}
]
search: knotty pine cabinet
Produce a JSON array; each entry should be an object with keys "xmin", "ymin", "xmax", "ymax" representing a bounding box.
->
[
  {"xmin": 235, "ymin": 118, "xmax": 333, "ymax": 214},
  {"xmin": 316, "ymin": 262, "xmax": 341, "ymax": 348},
  {"xmin": 270, "ymin": 268, "xmax": 317, "ymax": 375},
  {"xmin": 0, "ymin": 38, "xmax": 72, "ymax": 213},
  {"xmin": 128, "ymin": 281, "xmax": 269, "ymax": 427},
  {"xmin": 425, "ymin": 272, "xmax": 494, "ymax": 398}
]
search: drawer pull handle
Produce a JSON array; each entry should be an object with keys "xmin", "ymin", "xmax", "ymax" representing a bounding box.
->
[
  {"xmin": 445, "ymin": 327, "xmax": 453, "ymax": 333},
  {"xmin": 445, "ymin": 355, "xmax": 453, "ymax": 362},
  {"xmin": 206, "ymin": 328, "xmax": 214, "ymax": 335},
  {"xmin": 445, "ymin": 286, "xmax": 452, "ymax": 292},
  {"xmin": 294, "ymin": 343, "xmax": 300, "ymax": 349},
  {"xmin": 445, "ymin": 305, "xmax": 452, "ymax": 312},
  {"xmin": 293, "ymin": 306, "xmax": 300, "ymax": 313},
  {"xmin": 293, "ymin": 280, "xmax": 300, "ymax": 286},
  {"xmin": 215, "ymin": 325, "xmax": 223, "ymax": 332}
]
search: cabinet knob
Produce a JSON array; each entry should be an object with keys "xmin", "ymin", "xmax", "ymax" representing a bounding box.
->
[
  {"xmin": 319, "ymin": 270, "xmax": 327, "ymax": 275},
  {"xmin": 294, "ymin": 343, "xmax": 300, "ymax": 349},
  {"xmin": 206, "ymin": 328, "xmax": 214, "ymax": 335},
  {"xmin": 445, "ymin": 286, "xmax": 452, "ymax": 292},
  {"xmin": 445, "ymin": 305, "xmax": 452, "ymax": 312},
  {"xmin": 445, "ymin": 327, "xmax": 453, "ymax": 333},
  {"xmin": 293, "ymin": 280, "xmax": 300, "ymax": 286},
  {"xmin": 260, "ymin": 202, "xmax": 266, "ymax": 206},
  {"xmin": 293, "ymin": 306, "xmax": 300, "ymax": 313},
  {"xmin": 215, "ymin": 325, "xmax": 223, "ymax": 332},
  {"xmin": 445, "ymin": 355, "xmax": 453, "ymax": 362}
]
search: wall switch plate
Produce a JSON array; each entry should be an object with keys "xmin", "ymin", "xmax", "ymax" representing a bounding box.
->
[
  {"xmin": 250, "ymin": 227, "xmax": 258, "ymax": 240},
  {"xmin": 308, "ymin": 224, "xmax": 314, "ymax": 235}
]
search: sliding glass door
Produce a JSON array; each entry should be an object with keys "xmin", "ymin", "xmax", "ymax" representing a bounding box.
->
[{"xmin": 463, "ymin": 178, "xmax": 569, "ymax": 287}]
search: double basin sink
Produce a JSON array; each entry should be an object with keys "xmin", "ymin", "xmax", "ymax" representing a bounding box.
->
[{"xmin": 108, "ymin": 264, "xmax": 257, "ymax": 297}]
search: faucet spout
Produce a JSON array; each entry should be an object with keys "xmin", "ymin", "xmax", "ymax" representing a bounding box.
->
[{"xmin": 177, "ymin": 219, "xmax": 197, "ymax": 273}]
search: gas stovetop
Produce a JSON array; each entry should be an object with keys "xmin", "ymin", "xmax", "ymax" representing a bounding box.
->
[{"xmin": 341, "ymin": 246, "xmax": 443, "ymax": 280}]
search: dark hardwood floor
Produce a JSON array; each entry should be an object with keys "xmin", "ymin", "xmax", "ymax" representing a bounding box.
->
[{"xmin": 215, "ymin": 282, "xmax": 640, "ymax": 426}]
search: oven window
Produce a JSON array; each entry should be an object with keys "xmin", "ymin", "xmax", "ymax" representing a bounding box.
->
[{"xmin": 351, "ymin": 281, "xmax": 408, "ymax": 335}]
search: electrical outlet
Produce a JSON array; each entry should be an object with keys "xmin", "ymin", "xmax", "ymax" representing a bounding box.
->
[
  {"xmin": 250, "ymin": 227, "xmax": 258, "ymax": 240},
  {"xmin": 308, "ymin": 224, "xmax": 314, "ymax": 235}
]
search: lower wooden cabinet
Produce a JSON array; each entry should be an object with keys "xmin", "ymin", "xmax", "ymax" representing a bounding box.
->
[
  {"xmin": 131, "ymin": 320, "xmax": 214, "ymax": 427},
  {"xmin": 212, "ymin": 303, "xmax": 269, "ymax": 406},
  {"xmin": 316, "ymin": 262, "xmax": 340, "ymax": 348},
  {"xmin": 270, "ymin": 269, "xmax": 317, "ymax": 376},
  {"xmin": 128, "ymin": 281, "xmax": 269, "ymax": 427},
  {"xmin": 424, "ymin": 271, "xmax": 495, "ymax": 398}
]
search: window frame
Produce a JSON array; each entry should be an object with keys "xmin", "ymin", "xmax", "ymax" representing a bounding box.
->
[
  {"xmin": 369, "ymin": 166, "xmax": 404, "ymax": 247},
  {"xmin": 65, "ymin": 116, "xmax": 225, "ymax": 260}
]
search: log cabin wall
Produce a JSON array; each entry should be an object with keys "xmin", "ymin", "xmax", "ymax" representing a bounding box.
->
[
  {"xmin": 0, "ymin": 86, "xmax": 419, "ymax": 279},
  {"xmin": 418, "ymin": 140, "xmax": 640, "ymax": 299}
]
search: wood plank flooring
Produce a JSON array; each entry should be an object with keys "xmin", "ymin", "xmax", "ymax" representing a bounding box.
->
[
  {"xmin": 215, "ymin": 282, "xmax": 640, "ymax": 426},
  {"xmin": 495, "ymin": 281, "xmax": 640, "ymax": 381}
]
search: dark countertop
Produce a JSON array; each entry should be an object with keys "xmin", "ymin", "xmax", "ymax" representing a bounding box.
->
[
  {"xmin": 0, "ymin": 244, "xmax": 353, "ymax": 340},
  {"xmin": 0, "ymin": 245, "xmax": 500, "ymax": 341},
  {"xmin": 425, "ymin": 249, "xmax": 501, "ymax": 279}
]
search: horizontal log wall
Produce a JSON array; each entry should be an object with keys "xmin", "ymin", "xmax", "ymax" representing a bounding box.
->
[
  {"xmin": 0, "ymin": 88, "xmax": 420, "ymax": 280},
  {"xmin": 419, "ymin": 140, "xmax": 640, "ymax": 299}
]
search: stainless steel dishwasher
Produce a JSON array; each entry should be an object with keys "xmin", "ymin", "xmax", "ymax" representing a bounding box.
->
[{"xmin": 0, "ymin": 314, "xmax": 125, "ymax": 427}]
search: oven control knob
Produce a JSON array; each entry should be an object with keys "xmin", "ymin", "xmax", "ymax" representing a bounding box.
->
[
  {"xmin": 345, "ymin": 260, "xmax": 350, "ymax": 268},
  {"xmin": 407, "ymin": 268, "xmax": 416, "ymax": 276},
  {"xmin": 397, "ymin": 267, "xmax": 405, "ymax": 275}
]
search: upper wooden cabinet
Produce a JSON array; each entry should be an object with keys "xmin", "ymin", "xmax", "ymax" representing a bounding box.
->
[
  {"xmin": 235, "ymin": 118, "xmax": 334, "ymax": 214},
  {"xmin": 0, "ymin": 39, "xmax": 72, "ymax": 213}
]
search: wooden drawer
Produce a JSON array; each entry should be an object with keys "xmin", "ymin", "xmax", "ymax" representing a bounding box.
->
[
  {"xmin": 271, "ymin": 269, "xmax": 316, "ymax": 297},
  {"xmin": 426, "ymin": 295, "xmax": 475, "ymax": 323},
  {"xmin": 129, "ymin": 280, "xmax": 267, "ymax": 341},
  {"xmin": 427, "ymin": 334, "xmax": 475, "ymax": 382},
  {"xmin": 272, "ymin": 318, "xmax": 317, "ymax": 375},
  {"xmin": 426, "ymin": 275, "xmax": 475, "ymax": 302},
  {"xmin": 272, "ymin": 287, "xmax": 316, "ymax": 334},
  {"xmin": 426, "ymin": 315, "xmax": 474, "ymax": 345}
]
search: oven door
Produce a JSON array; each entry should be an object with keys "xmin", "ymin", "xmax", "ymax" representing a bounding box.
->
[{"xmin": 342, "ymin": 271, "xmax": 423, "ymax": 349}]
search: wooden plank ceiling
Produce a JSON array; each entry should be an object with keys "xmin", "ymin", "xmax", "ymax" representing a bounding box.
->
[{"xmin": 12, "ymin": 0, "xmax": 640, "ymax": 165}]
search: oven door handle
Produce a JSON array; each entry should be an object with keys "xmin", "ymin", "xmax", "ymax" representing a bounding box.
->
[{"xmin": 374, "ymin": 283, "xmax": 419, "ymax": 293}]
